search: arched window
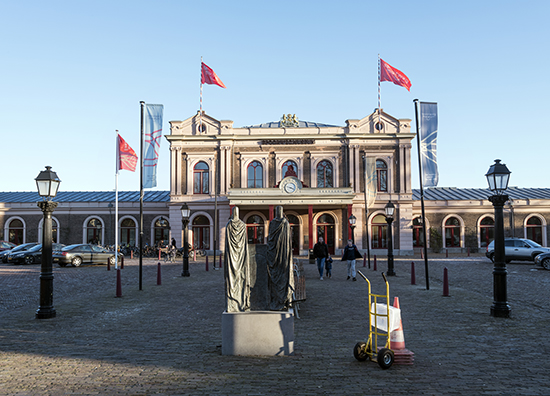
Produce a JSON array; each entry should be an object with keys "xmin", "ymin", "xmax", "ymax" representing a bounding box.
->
[
  {"xmin": 193, "ymin": 161, "xmax": 209, "ymax": 194},
  {"xmin": 317, "ymin": 214, "xmax": 335, "ymax": 255},
  {"xmin": 371, "ymin": 214, "xmax": 388, "ymax": 249},
  {"xmin": 282, "ymin": 160, "xmax": 298, "ymax": 178},
  {"xmin": 412, "ymin": 217, "xmax": 424, "ymax": 247},
  {"xmin": 192, "ymin": 215, "xmax": 210, "ymax": 250},
  {"xmin": 246, "ymin": 215, "xmax": 265, "ymax": 244},
  {"xmin": 287, "ymin": 214, "xmax": 300, "ymax": 255},
  {"xmin": 247, "ymin": 161, "xmax": 263, "ymax": 188},
  {"xmin": 479, "ymin": 217, "xmax": 494, "ymax": 248},
  {"xmin": 317, "ymin": 160, "xmax": 333, "ymax": 188},
  {"xmin": 154, "ymin": 217, "xmax": 170, "ymax": 247},
  {"xmin": 86, "ymin": 218, "xmax": 103, "ymax": 245},
  {"xmin": 8, "ymin": 219, "xmax": 24, "ymax": 245},
  {"xmin": 120, "ymin": 218, "xmax": 136, "ymax": 247},
  {"xmin": 376, "ymin": 160, "xmax": 388, "ymax": 192},
  {"xmin": 445, "ymin": 217, "xmax": 461, "ymax": 248},
  {"xmin": 526, "ymin": 217, "xmax": 543, "ymax": 245}
]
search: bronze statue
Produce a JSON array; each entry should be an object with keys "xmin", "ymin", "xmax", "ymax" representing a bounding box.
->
[
  {"xmin": 224, "ymin": 207, "xmax": 250, "ymax": 312},
  {"xmin": 266, "ymin": 206, "xmax": 294, "ymax": 310}
]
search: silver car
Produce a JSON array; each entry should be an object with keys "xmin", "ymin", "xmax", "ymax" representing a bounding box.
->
[{"xmin": 486, "ymin": 238, "xmax": 550, "ymax": 263}]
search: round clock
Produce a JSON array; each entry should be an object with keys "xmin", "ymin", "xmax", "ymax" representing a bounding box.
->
[{"xmin": 284, "ymin": 182, "xmax": 297, "ymax": 193}]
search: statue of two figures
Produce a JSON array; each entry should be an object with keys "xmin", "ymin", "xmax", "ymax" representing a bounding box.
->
[{"xmin": 224, "ymin": 206, "xmax": 294, "ymax": 313}]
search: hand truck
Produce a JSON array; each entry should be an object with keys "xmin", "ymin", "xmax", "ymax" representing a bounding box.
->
[{"xmin": 353, "ymin": 271, "xmax": 395, "ymax": 369}]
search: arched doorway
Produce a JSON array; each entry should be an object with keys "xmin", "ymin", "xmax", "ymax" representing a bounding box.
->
[
  {"xmin": 445, "ymin": 217, "xmax": 461, "ymax": 248},
  {"xmin": 287, "ymin": 214, "xmax": 300, "ymax": 256},
  {"xmin": 8, "ymin": 219, "xmax": 24, "ymax": 245},
  {"xmin": 246, "ymin": 215, "xmax": 265, "ymax": 244},
  {"xmin": 120, "ymin": 218, "xmax": 136, "ymax": 246},
  {"xmin": 526, "ymin": 217, "xmax": 543, "ymax": 244},
  {"xmin": 479, "ymin": 217, "xmax": 494, "ymax": 248},
  {"xmin": 192, "ymin": 215, "xmax": 210, "ymax": 250},
  {"xmin": 412, "ymin": 217, "xmax": 424, "ymax": 247},
  {"xmin": 316, "ymin": 214, "xmax": 335, "ymax": 255},
  {"xmin": 86, "ymin": 218, "xmax": 103, "ymax": 245},
  {"xmin": 154, "ymin": 218, "xmax": 170, "ymax": 247},
  {"xmin": 371, "ymin": 214, "xmax": 387, "ymax": 249}
]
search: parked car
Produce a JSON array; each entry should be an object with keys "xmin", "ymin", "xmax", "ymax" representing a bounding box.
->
[
  {"xmin": 54, "ymin": 244, "xmax": 121, "ymax": 267},
  {"xmin": 1, "ymin": 242, "xmax": 39, "ymax": 263},
  {"xmin": 534, "ymin": 252, "xmax": 550, "ymax": 270},
  {"xmin": 7, "ymin": 243, "xmax": 65, "ymax": 264},
  {"xmin": 0, "ymin": 241, "xmax": 16, "ymax": 252},
  {"xmin": 486, "ymin": 238, "xmax": 550, "ymax": 263}
]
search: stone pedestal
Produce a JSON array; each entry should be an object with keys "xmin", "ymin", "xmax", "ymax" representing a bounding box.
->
[{"xmin": 221, "ymin": 311, "xmax": 294, "ymax": 356}]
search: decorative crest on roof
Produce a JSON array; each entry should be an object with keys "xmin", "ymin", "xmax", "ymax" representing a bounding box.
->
[{"xmin": 280, "ymin": 114, "xmax": 299, "ymax": 128}]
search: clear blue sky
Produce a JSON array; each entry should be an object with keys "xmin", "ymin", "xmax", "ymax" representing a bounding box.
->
[{"xmin": 2, "ymin": 1, "xmax": 547, "ymax": 193}]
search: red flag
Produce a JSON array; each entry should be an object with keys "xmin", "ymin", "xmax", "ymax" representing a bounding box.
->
[
  {"xmin": 380, "ymin": 59, "xmax": 411, "ymax": 91},
  {"xmin": 201, "ymin": 62, "xmax": 226, "ymax": 88},
  {"xmin": 117, "ymin": 134, "xmax": 138, "ymax": 172}
]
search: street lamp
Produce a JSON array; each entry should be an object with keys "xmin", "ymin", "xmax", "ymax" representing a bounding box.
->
[
  {"xmin": 348, "ymin": 213, "xmax": 357, "ymax": 244},
  {"xmin": 485, "ymin": 159, "xmax": 511, "ymax": 318},
  {"xmin": 181, "ymin": 203, "xmax": 191, "ymax": 277},
  {"xmin": 385, "ymin": 201, "xmax": 396, "ymax": 276},
  {"xmin": 35, "ymin": 166, "xmax": 61, "ymax": 319}
]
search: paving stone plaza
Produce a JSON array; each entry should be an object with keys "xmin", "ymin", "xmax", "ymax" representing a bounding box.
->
[{"xmin": 1, "ymin": 253, "xmax": 550, "ymax": 395}]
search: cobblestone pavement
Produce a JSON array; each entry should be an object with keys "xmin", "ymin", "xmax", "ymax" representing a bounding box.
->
[{"xmin": 1, "ymin": 253, "xmax": 550, "ymax": 395}]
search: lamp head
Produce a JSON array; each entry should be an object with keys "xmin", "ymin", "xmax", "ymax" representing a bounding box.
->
[
  {"xmin": 180, "ymin": 203, "xmax": 190, "ymax": 220},
  {"xmin": 385, "ymin": 201, "xmax": 395, "ymax": 219},
  {"xmin": 35, "ymin": 166, "xmax": 61, "ymax": 200},
  {"xmin": 485, "ymin": 159, "xmax": 511, "ymax": 194}
]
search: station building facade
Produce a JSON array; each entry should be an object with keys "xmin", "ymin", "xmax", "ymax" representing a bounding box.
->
[{"xmin": 1, "ymin": 110, "xmax": 549, "ymax": 255}]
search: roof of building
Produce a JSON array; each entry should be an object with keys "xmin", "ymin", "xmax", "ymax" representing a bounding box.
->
[
  {"xmin": 0, "ymin": 191, "xmax": 170, "ymax": 203},
  {"xmin": 412, "ymin": 187, "xmax": 550, "ymax": 201},
  {"xmin": 1, "ymin": 187, "xmax": 549, "ymax": 204},
  {"xmin": 242, "ymin": 120, "xmax": 340, "ymax": 128}
]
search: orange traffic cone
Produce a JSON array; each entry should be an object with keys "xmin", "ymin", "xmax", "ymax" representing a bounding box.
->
[
  {"xmin": 389, "ymin": 297, "xmax": 415, "ymax": 365},
  {"xmin": 390, "ymin": 297, "xmax": 406, "ymax": 350}
]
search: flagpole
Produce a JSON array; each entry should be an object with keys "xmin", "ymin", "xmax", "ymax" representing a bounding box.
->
[
  {"xmin": 214, "ymin": 149, "xmax": 218, "ymax": 270},
  {"xmin": 139, "ymin": 101, "xmax": 145, "ymax": 291},
  {"xmin": 200, "ymin": 56, "xmax": 203, "ymax": 133},
  {"xmin": 378, "ymin": 54, "xmax": 381, "ymax": 128},
  {"xmin": 115, "ymin": 131, "xmax": 119, "ymax": 270},
  {"xmin": 414, "ymin": 99, "xmax": 430, "ymax": 290}
]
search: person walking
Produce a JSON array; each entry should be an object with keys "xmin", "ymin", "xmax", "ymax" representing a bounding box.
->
[
  {"xmin": 342, "ymin": 239, "xmax": 362, "ymax": 281},
  {"xmin": 313, "ymin": 237, "xmax": 329, "ymax": 281}
]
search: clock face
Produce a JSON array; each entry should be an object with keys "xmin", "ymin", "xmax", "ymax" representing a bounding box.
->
[{"xmin": 284, "ymin": 182, "xmax": 297, "ymax": 193}]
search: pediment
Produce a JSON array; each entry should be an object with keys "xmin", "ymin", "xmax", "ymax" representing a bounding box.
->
[
  {"xmin": 346, "ymin": 110, "xmax": 411, "ymax": 134},
  {"xmin": 170, "ymin": 112, "xmax": 222, "ymax": 136}
]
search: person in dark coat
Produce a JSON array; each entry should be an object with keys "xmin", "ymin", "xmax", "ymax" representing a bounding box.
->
[
  {"xmin": 341, "ymin": 239, "xmax": 362, "ymax": 281},
  {"xmin": 313, "ymin": 237, "xmax": 329, "ymax": 280}
]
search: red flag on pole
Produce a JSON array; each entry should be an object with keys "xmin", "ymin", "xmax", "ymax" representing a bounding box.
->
[
  {"xmin": 380, "ymin": 59, "xmax": 411, "ymax": 91},
  {"xmin": 117, "ymin": 134, "xmax": 138, "ymax": 172},
  {"xmin": 201, "ymin": 62, "xmax": 226, "ymax": 88}
]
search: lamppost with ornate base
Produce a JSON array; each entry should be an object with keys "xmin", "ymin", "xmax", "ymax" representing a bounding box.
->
[
  {"xmin": 486, "ymin": 159, "xmax": 511, "ymax": 318},
  {"xmin": 385, "ymin": 201, "xmax": 396, "ymax": 276},
  {"xmin": 181, "ymin": 203, "xmax": 191, "ymax": 277},
  {"xmin": 35, "ymin": 166, "xmax": 61, "ymax": 319}
]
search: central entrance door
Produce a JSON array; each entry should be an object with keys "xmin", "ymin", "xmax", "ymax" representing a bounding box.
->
[{"xmin": 316, "ymin": 214, "xmax": 335, "ymax": 255}]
